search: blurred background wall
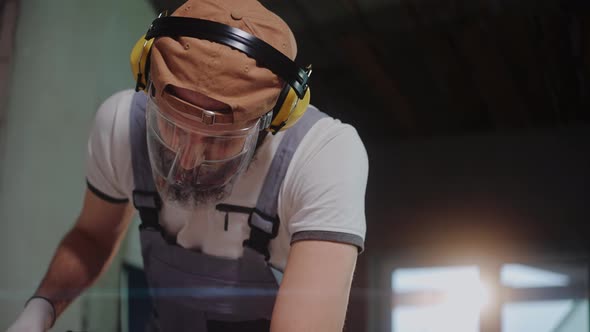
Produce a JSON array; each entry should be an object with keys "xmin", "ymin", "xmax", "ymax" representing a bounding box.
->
[{"xmin": 0, "ymin": 0, "xmax": 153, "ymax": 330}]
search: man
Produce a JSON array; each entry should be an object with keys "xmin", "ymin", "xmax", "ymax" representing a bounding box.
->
[{"xmin": 6, "ymin": 0, "xmax": 368, "ymax": 330}]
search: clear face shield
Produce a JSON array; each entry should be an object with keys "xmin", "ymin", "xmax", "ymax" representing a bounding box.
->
[{"xmin": 146, "ymin": 93, "xmax": 261, "ymax": 205}]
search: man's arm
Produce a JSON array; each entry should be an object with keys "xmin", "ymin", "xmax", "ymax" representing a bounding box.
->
[
  {"xmin": 270, "ymin": 240, "xmax": 358, "ymax": 332},
  {"xmin": 33, "ymin": 188, "xmax": 135, "ymax": 320}
]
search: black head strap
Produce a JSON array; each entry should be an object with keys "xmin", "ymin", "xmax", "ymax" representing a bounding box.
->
[{"xmin": 145, "ymin": 16, "xmax": 310, "ymax": 98}]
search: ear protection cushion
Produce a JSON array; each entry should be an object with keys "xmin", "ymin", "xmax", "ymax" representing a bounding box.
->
[
  {"xmin": 268, "ymin": 85, "xmax": 311, "ymax": 133},
  {"xmin": 130, "ymin": 34, "xmax": 155, "ymax": 92}
]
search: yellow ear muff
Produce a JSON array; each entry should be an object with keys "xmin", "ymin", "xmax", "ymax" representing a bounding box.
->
[
  {"xmin": 130, "ymin": 34, "xmax": 155, "ymax": 92},
  {"xmin": 268, "ymin": 87, "xmax": 311, "ymax": 134}
]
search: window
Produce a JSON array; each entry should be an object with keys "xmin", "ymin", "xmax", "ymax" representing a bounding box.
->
[{"xmin": 391, "ymin": 261, "xmax": 588, "ymax": 332}]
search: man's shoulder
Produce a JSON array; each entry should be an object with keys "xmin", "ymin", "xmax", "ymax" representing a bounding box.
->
[
  {"xmin": 89, "ymin": 89, "xmax": 136, "ymax": 171},
  {"xmin": 301, "ymin": 105, "xmax": 365, "ymax": 154},
  {"xmin": 92, "ymin": 89, "xmax": 136, "ymax": 138},
  {"xmin": 310, "ymin": 104, "xmax": 359, "ymax": 131},
  {"xmin": 96, "ymin": 89, "xmax": 136, "ymax": 119},
  {"xmin": 86, "ymin": 89, "xmax": 137, "ymax": 202}
]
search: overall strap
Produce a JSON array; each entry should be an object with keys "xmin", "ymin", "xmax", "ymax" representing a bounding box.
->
[
  {"xmin": 244, "ymin": 106, "xmax": 327, "ymax": 260},
  {"xmin": 129, "ymin": 91, "xmax": 162, "ymax": 230}
]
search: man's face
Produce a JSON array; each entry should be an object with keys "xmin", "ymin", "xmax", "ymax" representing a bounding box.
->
[
  {"xmin": 157, "ymin": 88, "xmax": 247, "ymax": 169},
  {"xmin": 147, "ymin": 86, "xmax": 260, "ymax": 206}
]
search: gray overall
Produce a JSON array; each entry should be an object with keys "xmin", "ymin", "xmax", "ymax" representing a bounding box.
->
[{"xmin": 129, "ymin": 91, "xmax": 326, "ymax": 332}]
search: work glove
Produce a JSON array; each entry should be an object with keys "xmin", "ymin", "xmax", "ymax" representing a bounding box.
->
[{"xmin": 5, "ymin": 297, "xmax": 55, "ymax": 332}]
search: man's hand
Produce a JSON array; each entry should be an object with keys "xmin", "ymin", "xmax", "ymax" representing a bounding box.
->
[{"xmin": 5, "ymin": 298, "xmax": 54, "ymax": 332}]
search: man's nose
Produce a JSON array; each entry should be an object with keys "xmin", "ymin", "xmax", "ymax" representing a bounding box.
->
[{"xmin": 178, "ymin": 138, "xmax": 206, "ymax": 170}]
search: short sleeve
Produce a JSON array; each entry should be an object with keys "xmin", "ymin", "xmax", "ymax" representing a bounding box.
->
[
  {"xmin": 278, "ymin": 118, "xmax": 368, "ymax": 252},
  {"xmin": 85, "ymin": 90, "xmax": 135, "ymax": 203}
]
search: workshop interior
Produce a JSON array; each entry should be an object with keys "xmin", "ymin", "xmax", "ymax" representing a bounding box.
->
[{"xmin": 0, "ymin": 0, "xmax": 589, "ymax": 331}]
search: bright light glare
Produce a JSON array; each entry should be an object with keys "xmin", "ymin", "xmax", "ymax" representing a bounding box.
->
[
  {"xmin": 392, "ymin": 266, "xmax": 491, "ymax": 332},
  {"xmin": 392, "ymin": 264, "xmax": 585, "ymax": 332},
  {"xmin": 393, "ymin": 266, "xmax": 481, "ymax": 292},
  {"xmin": 441, "ymin": 277, "xmax": 491, "ymax": 310},
  {"xmin": 501, "ymin": 264, "xmax": 570, "ymax": 288}
]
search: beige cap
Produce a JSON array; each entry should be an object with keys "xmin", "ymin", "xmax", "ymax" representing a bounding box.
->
[{"xmin": 149, "ymin": 0, "xmax": 297, "ymax": 123}]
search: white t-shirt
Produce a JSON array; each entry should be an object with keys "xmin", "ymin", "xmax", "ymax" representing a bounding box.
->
[{"xmin": 86, "ymin": 89, "xmax": 368, "ymax": 271}]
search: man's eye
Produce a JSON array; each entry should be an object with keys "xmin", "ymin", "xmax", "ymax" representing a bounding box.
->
[
  {"xmin": 217, "ymin": 139, "xmax": 232, "ymax": 148},
  {"xmin": 162, "ymin": 130, "xmax": 187, "ymax": 150},
  {"xmin": 157, "ymin": 145, "xmax": 177, "ymax": 172},
  {"xmin": 219, "ymin": 139, "xmax": 242, "ymax": 153}
]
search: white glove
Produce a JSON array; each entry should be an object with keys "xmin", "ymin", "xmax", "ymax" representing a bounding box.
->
[{"xmin": 5, "ymin": 297, "xmax": 55, "ymax": 332}]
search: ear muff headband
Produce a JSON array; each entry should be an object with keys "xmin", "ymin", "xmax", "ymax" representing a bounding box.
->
[
  {"xmin": 130, "ymin": 15, "xmax": 311, "ymax": 133},
  {"xmin": 147, "ymin": 16, "xmax": 309, "ymax": 99},
  {"xmin": 130, "ymin": 34, "xmax": 154, "ymax": 92}
]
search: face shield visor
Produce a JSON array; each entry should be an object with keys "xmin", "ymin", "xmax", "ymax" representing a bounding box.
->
[{"xmin": 145, "ymin": 93, "xmax": 260, "ymax": 204}]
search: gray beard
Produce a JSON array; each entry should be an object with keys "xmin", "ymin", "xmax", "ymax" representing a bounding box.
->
[{"xmin": 154, "ymin": 173, "xmax": 234, "ymax": 207}]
